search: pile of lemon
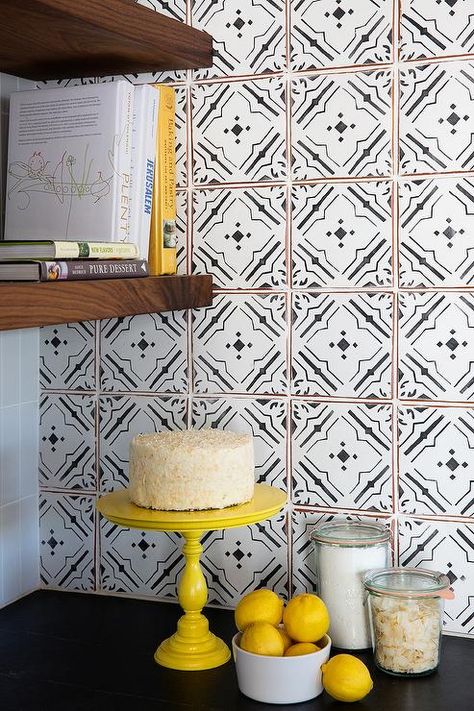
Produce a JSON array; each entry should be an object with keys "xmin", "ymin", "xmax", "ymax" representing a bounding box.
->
[{"xmin": 235, "ymin": 588, "xmax": 373, "ymax": 704}]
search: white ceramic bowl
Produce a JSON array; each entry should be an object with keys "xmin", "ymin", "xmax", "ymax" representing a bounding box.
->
[{"xmin": 232, "ymin": 633, "xmax": 331, "ymax": 705}]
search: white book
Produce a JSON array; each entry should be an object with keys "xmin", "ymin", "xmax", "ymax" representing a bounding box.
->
[
  {"xmin": 4, "ymin": 81, "xmax": 134, "ymax": 242},
  {"xmin": 129, "ymin": 84, "xmax": 158, "ymax": 259}
]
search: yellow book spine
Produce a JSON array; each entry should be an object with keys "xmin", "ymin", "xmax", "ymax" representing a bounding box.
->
[{"xmin": 148, "ymin": 85, "xmax": 177, "ymax": 276}]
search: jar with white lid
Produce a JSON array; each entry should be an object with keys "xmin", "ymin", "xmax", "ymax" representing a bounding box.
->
[
  {"xmin": 310, "ymin": 521, "xmax": 390, "ymax": 650},
  {"xmin": 363, "ymin": 567, "xmax": 450, "ymax": 677}
]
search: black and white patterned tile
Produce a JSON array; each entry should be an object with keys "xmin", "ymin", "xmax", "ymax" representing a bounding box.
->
[
  {"xmin": 291, "ymin": 509, "xmax": 392, "ymax": 595},
  {"xmin": 192, "ymin": 78, "xmax": 287, "ymax": 184},
  {"xmin": 202, "ymin": 513, "xmax": 288, "ymax": 605},
  {"xmin": 399, "ymin": 177, "xmax": 474, "ymax": 287},
  {"xmin": 292, "ymin": 400, "xmax": 393, "ymax": 511},
  {"xmin": 39, "ymin": 394, "xmax": 96, "ymax": 491},
  {"xmin": 100, "ymin": 313, "xmax": 188, "ymax": 393},
  {"xmin": 193, "ymin": 293, "xmax": 288, "ymax": 395},
  {"xmin": 291, "ymin": 0, "xmax": 392, "ymax": 71},
  {"xmin": 100, "ymin": 520, "xmax": 182, "ymax": 598},
  {"xmin": 400, "ymin": 61, "xmax": 474, "ymax": 174},
  {"xmin": 291, "ymin": 292, "xmax": 393, "ymax": 398},
  {"xmin": 99, "ymin": 395, "xmax": 187, "ymax": 491},
  {"xmin": 176, "ymin": 190, "xmax": 188, "ymax": 274},
  {"xmin": 398, "ymin": 517, "xmax": 474, "ymax": 635},
  {"xmin": 192, "ymin": 186, "xmax": 287, "ymax": 289},
  {"xmin": 291, "ymin": 70, "xmax": 392, "ymax": 180},
  {"xmin": 192, "ymin": 0, "xmax": 286, "ymax": 79},
  {"xmin": 291, "ymin": 181, "xmax": 392, "ymax": 288},
  {"xmin": 400, "ymin": 0, "xmax": 474, "ymax": 61},
  {"xmin": 39, "ymin": 492, "xmax": 95, "ymax": 591},
  {"xmin": 398, "ymin": 406, "xmax": 474, "ymax": 517},
  {"xmin": 191, "ymin": 397, "xmax": 287, "ymax": 489},
  {"xmin": 399, "ymin": 292, "xmax": 474, "ymax": 401},
  {"xmin": 40, "ymin": 322, "xmax": 96, "ymax": 391}
]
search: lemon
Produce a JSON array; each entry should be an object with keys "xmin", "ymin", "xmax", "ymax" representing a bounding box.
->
[
  {"xmin": 278, "ymin": 627, "xmax": 293, "ymax": 652},
  {"xmin": 240, "ymin": 621, "xmax": 285, "ymax": 656},
  {"xmin": 321, "ymin": 654, "xmax": 373, "ymax": 703},
  {"xmin": 282, "ymin": 593, "xmax": 330, "ymax": 643},
  {"xmin": 284, "ymin": 642, "xmax": 320, "ymax": 657},
  {"xmin": 234, "ymin": 588, "xmax": 284, "ymax": 632}
]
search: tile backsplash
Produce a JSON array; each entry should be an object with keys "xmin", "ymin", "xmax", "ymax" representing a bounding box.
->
[{"xmin": 36, "ymin": 0, "xmax": 474, "ymax": 637}]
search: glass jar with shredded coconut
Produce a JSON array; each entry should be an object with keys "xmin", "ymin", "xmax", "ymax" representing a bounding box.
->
[{"xmin": 363, "ymin": 568, "xmax": 450, "ymax": 676}]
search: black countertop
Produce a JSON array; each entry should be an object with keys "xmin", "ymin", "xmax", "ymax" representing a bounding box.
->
[{"xmin": 0, "ymin": 591, "xmax": 473, "ymax": 711}]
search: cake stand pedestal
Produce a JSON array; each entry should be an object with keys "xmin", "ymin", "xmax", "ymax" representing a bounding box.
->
[{"xmin": 97, "ymin": 483, "xmax": 286, "ymax": 671}]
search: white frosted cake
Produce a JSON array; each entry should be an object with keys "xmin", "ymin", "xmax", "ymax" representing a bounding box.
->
[{"xmin": 128, "ymin": 429, "xmax": 255, "ymax": 511}]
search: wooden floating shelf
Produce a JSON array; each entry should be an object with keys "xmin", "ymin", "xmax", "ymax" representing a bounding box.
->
[
  {"xmin": 0, "ymin": 274, "xmax": 213, "ymax": 331},
  {"xmin": 0, "ymin": 0, "xmax": 213, "ymax": 79}
]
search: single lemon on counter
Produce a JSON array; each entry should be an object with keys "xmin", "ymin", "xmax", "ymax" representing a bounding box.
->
[
  {"xmin": 282, "ymin": 593, "xmax": 330, "ymax": 643},
  {"xmin": 278, "ymin": 627, "xmax": 293, "ymax": 652},
  {"xmin": 240, "ymin": 621, "xmax": 285, "ymax": 656},
  {"xmin": 284, "ymin": 642, "xmax": 320, "ymax": 657},
  {"xmin": 321, "ymin": 654, "xmax": 373, "ymax": 703},
  {"xmin": 234, "ymin": 588, "xmax": 284, "ymax": 632}
]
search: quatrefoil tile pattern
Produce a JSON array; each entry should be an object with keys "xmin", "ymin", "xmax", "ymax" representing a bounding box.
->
[
  {"xmin": 291, "ymin": 181, "xmax": 393, "ymax": 288},
  {"xmin": 291, "ymin": 400, "xmax": 393, "ymax": 512},
  {"xmin": 291, "ymin": 0, "xmax": 392, "ymax": 70},
  {"xmin": 399, "ymin": 292, "xmax": 474, "ymax": 401},
  {"xmin": 400, "ymin": 61, "xmax": 474, "ymax": 174},
  {"xmin": 33, "ymin": 0, "xmax": 474, "ymax": 638},
  {"xmin": 192, "ymin": 186, "xmax": 287, "ymax": 288},
  {"xmin": 292, "ymin": 70, "xmax": 392, "ymax": 179},
  {"xmin": 192, "ymin": 0, "xmax": 286, "ymax": 79},
  {"xmin": 400, "ymin": 0, "xmax": 474, "ymax": 60},
  {"xmin": 291, "ymin": 292, "xmax": 393, "ymax": 398},
  {"xmin": 399, "ymin": 406, "xmax": 474, "ymax": 517},
  {"xmin": 192, "ymin": 78, "xmax": 287, "ymax": 184}
]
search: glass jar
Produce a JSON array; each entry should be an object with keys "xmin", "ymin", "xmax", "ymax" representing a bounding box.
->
[
  {"xmin": 310, "ymin": 521, "xmax": 390, "ymax": 650},
  {"xmin": 363, "ymin": 567, "xmax": 450, "ymax": 676}
]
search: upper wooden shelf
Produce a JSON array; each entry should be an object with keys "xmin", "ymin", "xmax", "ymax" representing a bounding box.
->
[
  {"xmin": 0, "ymin": 0, "xmax": 213, "ymax": 80},
  {"xmin": 0, "ymin": 274, "xmax": 213, "ymax": 331}
]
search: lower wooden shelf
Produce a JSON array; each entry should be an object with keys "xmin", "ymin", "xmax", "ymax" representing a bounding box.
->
[{"xmin": 0, "ymin": 274, "xmax": 213, "ymax": 331}]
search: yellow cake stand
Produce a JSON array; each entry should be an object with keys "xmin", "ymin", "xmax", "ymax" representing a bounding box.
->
[{"xmin": 97, "ymin": 483, "xmax": 286, "ymax": 671}]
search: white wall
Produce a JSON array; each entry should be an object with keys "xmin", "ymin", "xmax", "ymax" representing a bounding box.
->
[{"xmin": 0, "ymin": 72, "xmax": 40, "ymax": 606}]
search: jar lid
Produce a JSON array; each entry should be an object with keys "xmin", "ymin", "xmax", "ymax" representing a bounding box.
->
[
  {"xmin": 310, "ymin": 521, "xmax": 390, "ymax": 547},
  {"xmin": 363, "ymin": 567, "xmax": 450, "ymax": 598}
]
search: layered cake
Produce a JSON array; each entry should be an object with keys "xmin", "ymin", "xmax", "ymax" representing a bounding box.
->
[{"xmin": 128, "ymin": 429, "xmax": 255, "ymax": 511}]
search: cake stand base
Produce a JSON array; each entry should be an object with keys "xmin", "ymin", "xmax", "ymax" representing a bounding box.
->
[{"xmin": 155, "ymin": 613, "xmax": 230, "ymax": 670}]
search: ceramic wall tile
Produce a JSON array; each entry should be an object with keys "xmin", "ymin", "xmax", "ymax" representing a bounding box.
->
[
  {"xmin": 291, "ymin": 400, "xmax": 393, "ymax": 512},
  {"xmin": 131, "ymin": 0, "xmax": 187, "ymax": 83},
  {"xmin": 0, "ymin": 501, "xmax": 21, "ymax": 603},
  {"xmin": 100, "ymin": 313, "xmax": 188, "ymax": 393},
  {"xmin": 291, "ymin": 292, "xmax": 393, "ymax": 398},
  {"xmin": 399, "ymin": 292, "xmax": 474, "ymax": 401},
  {"xmin": 192, "ymin": 78, "xmax": 287, "ymax": 184},
  {"xmin": 40, "ymin": 322, "xmax": 96, "ymax": 391},
  {"xmin": 99, "ymin": 395, "xmax": 187, "ymax": 491},
  {"xmin": 399, "ymin": 406, "xmax": 474, "ymax": 517},
  {"xmin": 39, "ymin": 394, "xmax": 96, "ymax": 490},
  {"xmin": 400, "ymin": 0, "xmax": 474, "ymax": 61},
  {"xmin": 0, "ymin": 330, "xmax": 21, "ymax": 407},
  {"xmin": 399, "ymin": 177, "xmax": 474, "ymax": 287},
  {"xmin": 100, "ymin": 519, "xmax": 181, "ymax": 598},
  {"xmin": 291, "ymin": 0, "xmax": 392, "ymax": 71},
  {"xmin": 176, "ymin": 190, "xmax": 188, "ymax": 275},
  {"xmin": 192, "ymin": 186, "xmax": 287, "ymax": 289},
  {"xmin": 202, "ymin": 513, "xmax": 288, "ymax": 605},
  {"xmin": 193, "ymin": 293, "xmax": 288, "ymax": 395},
  {"xmin": 398, "ymin": 517, "xmax": 474, "ymax": 635},
  {"xmin": 191, "ymin": 397, "xmax": 287, "ymax": 490},
  {"xmin": 39, "ymin": 492, "xmax": 95, "ymax": 591},
  {"xmin": 400, "ymin": 61, "xmax": 474, "ymax": 175},
  {"xmin": 192, "ymin": 0, "xmax": 286, "ymax": 80},
  {"xmin": 19, "ymin": 402, "xmax": 39, "ymax": 499},
  {"xmin": 0, "ymin": 406, "xmax": 20, "ymax": 505},
  {"xmin": 291, "ymin": 70, "xmax": 392, "ymax": 180},
  {"xmin": 291, "ymin": 181, "xmax": 392, "ymax": 288},
  {"xmin": 19, "ymin": 328, "xmax": 39, "ymax": 403},
  {"xmin": 291, "ymin": 508, "xmax": 392, "ymax": 596}
]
